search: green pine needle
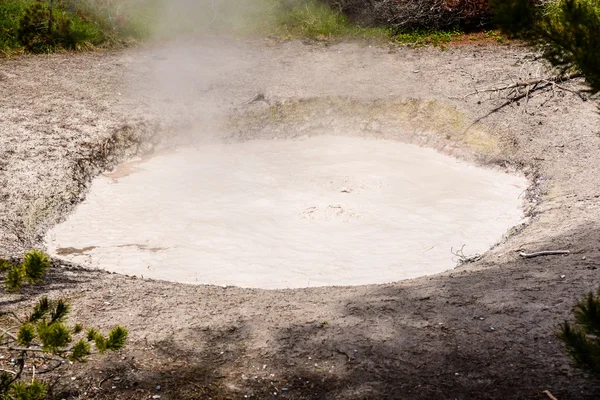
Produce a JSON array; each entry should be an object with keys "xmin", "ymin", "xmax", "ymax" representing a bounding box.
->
[
  {"xmin": 73, "ymin": 323, "xmax": 84, "ymax": 334},
  {"xmin": 50, "ymin": 299, "xmax": 70, "ymax": 323},
  {"xmin": 37, "ymin": 321, "xmax": 71, "ymax": 351},
  {"xmin": 8, "ymin": 380, "xmax": 48, "ymax": 400},
  {"xmin": 559, "ymin": 286, "xmax": 600, "ymax": 376},
  {"xmin": 106, "ymin": 325, "xmax": 128, "ymax": 351},
  {"xmin": 0, "ymin": 259, "xmax": 13, "ymax": 272},
  {"xmin": 70, "ymin": 339, "xmax": 91, "ymax": 362},
  {"xmin": 5, "ymin": 265, "xmax": 24, "ymax": 292},
  {"xmin": 17, "ymin": 324, "xmax": 35, "ymax": 347},
  {"xmin": 28, "ymin": 296, "xmax": 50, "ymax": 322},
  {"xmin": 86, "ymin": 327, "xmax": 100, "ymax": 342},
  {"xmin": 22, "ymin": 250, "xmax": 50, "ymax": 284}
]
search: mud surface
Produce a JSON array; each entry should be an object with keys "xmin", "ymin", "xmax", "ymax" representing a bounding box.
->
[
  {"xmin": 45, "ymin": 135, "xmax": 525, "ymax": 289},
  {"xmin": 1, "ymin": 40, "xmax": 600, "ymax": 399}
]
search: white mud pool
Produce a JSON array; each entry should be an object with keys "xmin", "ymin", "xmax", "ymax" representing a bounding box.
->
[{"xmin": 45, "ymin": 136, "xmax": 526, "ymax": 289}]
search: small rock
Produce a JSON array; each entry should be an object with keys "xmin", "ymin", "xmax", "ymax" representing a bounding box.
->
[
  {"xmin": 582, "ymin": 256, "xmax": 587, "ymax": 260},
  {"xmin": 560, "ymin": 275, "xmax": 566, "ymax": 279},
  {"xmin": 156, "ymin": 385, "xmax": 161, "ymax": 391},
  {"xmin": 152, "ymin": 396, "xmax": 161, "ymax": 399},
  {"xmin": 490, "ymin": 327, "xmax": 495, "ymax": 331}
]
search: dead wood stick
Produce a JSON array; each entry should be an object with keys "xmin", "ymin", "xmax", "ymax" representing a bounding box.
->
[
  {"xmin": 464, "ymin": 73, "xmax": 583, "ymax": 99},
  {"xmin": 519, "ymin": 250, "xmax": 570, "ymax": 258},
  {"xmin": 243, "ymin": 93, "xmax": 266, "ymax": 105},
  {"xmin": 543, "ymin": 390, "xmax": 558, "ymax": 400},
  {"xmin": 0, "ymin": 327, "xmax": 18, "ymax": 341}
]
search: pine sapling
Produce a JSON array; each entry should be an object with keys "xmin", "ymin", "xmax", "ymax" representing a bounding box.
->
[
  {"xmin": 0, "ymin": 296, "xmax": 128, "ymax": 399},
  {"xmin": 559, "ymin": 286, "xmax": 600, "ymax": 376},
  {"xmin": 1, "ymin": 250, "xmax": 51, "ymax": 293}
]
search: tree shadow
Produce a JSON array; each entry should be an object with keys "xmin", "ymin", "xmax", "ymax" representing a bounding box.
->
[
  {"xmin": 43, "ymin": 220, "xmax": 600, "ymax": 399},
  {"xmin": 1, "ymin": 263, "xmax": 95, "ymax": 311}
]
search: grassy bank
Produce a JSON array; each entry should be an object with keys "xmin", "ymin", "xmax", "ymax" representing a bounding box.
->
[
  {"xmin": 0, "ymin": 0, "xmax": 503, "ymax": 55},
  {"xmin": 0, "ymin": 0, "xmax": 151, "ymax": 54}
]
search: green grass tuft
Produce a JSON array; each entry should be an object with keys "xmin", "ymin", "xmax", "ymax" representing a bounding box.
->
[{"xmin": 392, "ymin": 28, "xmax": 464, "ymax": 47}]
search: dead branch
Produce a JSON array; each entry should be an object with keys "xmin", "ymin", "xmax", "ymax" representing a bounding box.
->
[
  {"xmin": 243, "ymin": 93, "xmax": 267, "ymax": 105},
  {"xmin": 519, "ymin": 250, "xmax": 570, "ymax": 258},
  {"xmin": 451, "ymin": 245, "xmax": 482, "ymax": 264},
  {"xmin": 463, "ymin": 73, "xmax": 584, "ymax": 100},
  {"xmin": 0, "ymin": 327, "xmax": 18, "ymax": 341},
  {"xmin": 0, "ymin": 368, "xmax": 17, "ymax": 375},
  {"xmin": 543, "ymin": 390, "xmax": 559, "ymax": 400}
]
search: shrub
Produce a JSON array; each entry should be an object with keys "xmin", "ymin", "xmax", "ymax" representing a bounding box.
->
[
  {"xmin": 559, "ymin": 287, "xmax": 600, "ymax": 375},
  {"xmin": 17, "ymin": 0, "xmax": 73, "ymax": 52},
  {"xmin": 493, "ymin": 0, "xmax": 600, "ymax": 94},
  {"xmin": 15, "ymin": 0, "xmax": 112, "ymax": 52},
  {"xmin": 1, "ymin": 250, "xmax": 50, "ymax": 292},
  {"xmin": 275, "ymin": 0, "xmax": 355, "ymax": 37},
  {"xmin": 0, "ymin": 0, "xmax": 27, "ymax": 51},
  {"xmin": 322, "ymin": 0, "xmax": 492, "ymax": 30},
  {"xmin": 22, "ymin": 250, "xmax": 49, "ymax": 284},
  {"xmin": 0, "ymin": 296, "xmax": 128, "ymax": 399},
  {"xmin": 0, "ymin": 0, "xmax": 146, "ymax": 53}
]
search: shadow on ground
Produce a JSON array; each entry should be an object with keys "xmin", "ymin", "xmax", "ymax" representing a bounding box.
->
[{"xmin": 18, "ymin": 220, "xmax": 600, "ymax": 399}]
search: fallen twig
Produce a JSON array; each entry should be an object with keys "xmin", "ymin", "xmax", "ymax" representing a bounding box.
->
[
  {"xmin": 98, "ymin": 375, "xmax": 115, "ymax": 387},
  {"xmin": 451, "ymin": 245, "xmax": 482, "ymax": 264},
  {"xmin": 519, "ymin": 250, "xmax": 570, "ymax": 258},
  {"xmin": 335, "ymin": 349, "xmax": 352, "ymax": 362},
  {"xmin": 0, "ymin": 368, "xmax": 17, "ymax": 375},
  {"xmin": 0, "ymin": 327, "xmax": 18, "ymax": 341},
  {"xmin": 463, "ymin": 73, "xmax": 583, "ymax": 100},
  {"xmin": 543, "ymin": 390, "xmax": 558, "ymax": 400},
  {"xmin": 243, "ymin": 93, "xmax": 267, "ymax": 105}
]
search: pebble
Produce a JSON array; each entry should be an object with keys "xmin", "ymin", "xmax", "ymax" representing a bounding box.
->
[{"xmin": 560, "ymin": 275, "xmax": 566, "ymax": 279}]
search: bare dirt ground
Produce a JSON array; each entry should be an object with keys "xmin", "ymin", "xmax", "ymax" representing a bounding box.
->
[{"xmin": 1, "ymin": 39, "xmax": 600, "ymax": 399}]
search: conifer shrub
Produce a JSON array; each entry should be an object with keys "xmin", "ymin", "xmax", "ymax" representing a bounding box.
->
[
  {"xmin": 0, "ymin": 296, "xmax": 128, "ymax": 399},
  {"xmin": 1, "ymin": 250, "xmax": 50, "ymax": 292},
  {"xmin": 559, "ymin": 287, "xmax": 600, "ymax": 375}
]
